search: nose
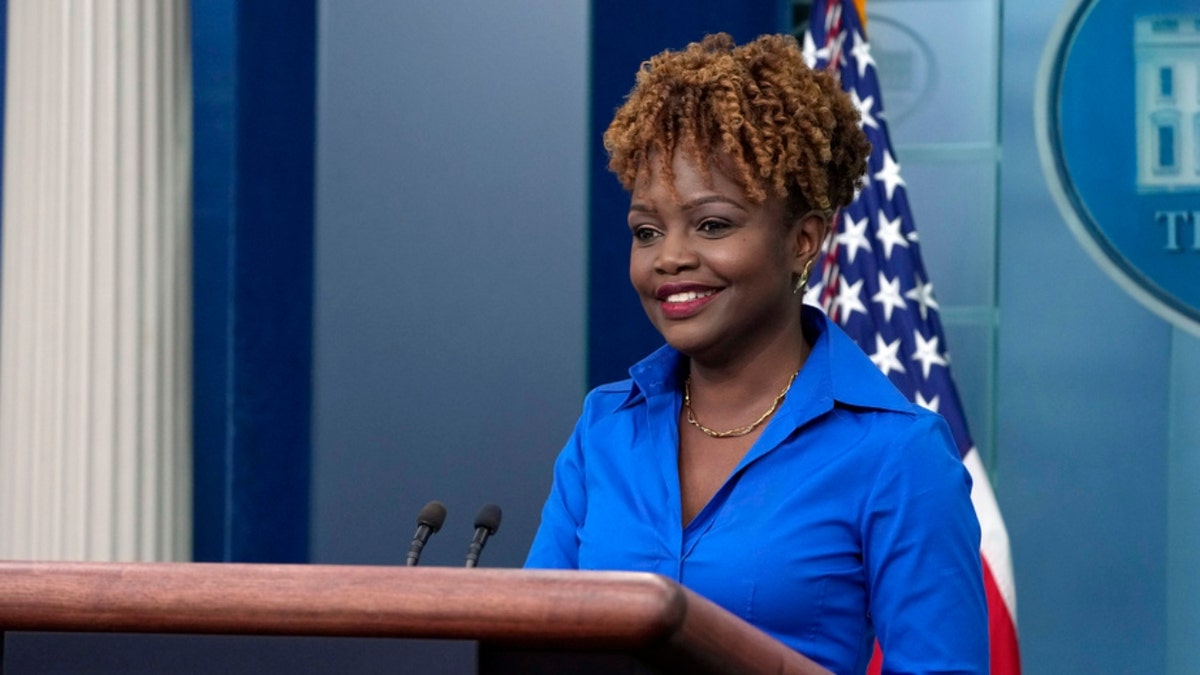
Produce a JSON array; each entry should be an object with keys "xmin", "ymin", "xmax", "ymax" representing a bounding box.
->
[{"xmin": 654, "ymin": 229, "xmax": 698, "ymax": 275}]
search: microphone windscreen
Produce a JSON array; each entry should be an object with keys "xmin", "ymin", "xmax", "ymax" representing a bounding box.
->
[
  {"xmin": 473, "ymin": 503, "xmax": 502, "ymax": 534},
  {"xmin": 417, "ymin": 500, "xmax": 448, "ymax": 532}
]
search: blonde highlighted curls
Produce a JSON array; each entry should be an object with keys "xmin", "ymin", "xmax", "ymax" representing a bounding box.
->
[{"xmin": 604, "ymin": 33, "xmax": 870, "ymax": 215}]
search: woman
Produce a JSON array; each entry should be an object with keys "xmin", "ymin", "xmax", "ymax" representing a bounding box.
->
[{"xmin": 526, "ymin": 33, "xmax": 988, "ymax": 674}]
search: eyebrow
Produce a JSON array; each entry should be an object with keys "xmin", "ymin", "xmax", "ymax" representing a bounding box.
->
[{"xmin": 629, "ymin": 194, "xmax": 748, "ymax": 214}]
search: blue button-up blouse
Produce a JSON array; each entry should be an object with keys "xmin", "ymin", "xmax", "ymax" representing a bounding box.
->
[{"xmin": 525, "ymin": 308, "xmax": 988, "ymax": 674}]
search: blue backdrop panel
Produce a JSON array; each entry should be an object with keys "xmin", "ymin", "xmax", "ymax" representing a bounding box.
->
[
  {"xmin": 192, "ymin": 0, "xmax": 316, "ymax": 562},
  {"xmin": 588, "ymin": 1, "xmax": 788, "ymax": 387}
]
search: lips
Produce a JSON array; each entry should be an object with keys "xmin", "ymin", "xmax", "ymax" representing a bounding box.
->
[{"xmin": 655, "ymin": 283, "xmax": 723, "ymax": 319}]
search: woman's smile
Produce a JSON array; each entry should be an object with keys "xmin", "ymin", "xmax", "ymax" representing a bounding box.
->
[{"xmin": 656, "ymin": 283, "xmax": 724, "ymax": 319}]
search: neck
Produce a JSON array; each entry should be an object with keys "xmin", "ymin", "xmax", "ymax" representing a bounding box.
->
[
  {"xmin": 683, "ymin": 318, "xmax": 812, "ymax": 431},
  {"xmin": 687, "ymin": 317, "xmax": 811, "ymax": 392}
]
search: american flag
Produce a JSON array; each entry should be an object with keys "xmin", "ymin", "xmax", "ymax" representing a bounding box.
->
[{"xmin": 802, "ymin": 2, "xmax": 1021, "ymax": 673}]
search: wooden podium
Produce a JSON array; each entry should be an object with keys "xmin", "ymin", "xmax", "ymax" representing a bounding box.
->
[{"xmin": 0, "ymin": 562, "xmax": 829, "ymax": 674}]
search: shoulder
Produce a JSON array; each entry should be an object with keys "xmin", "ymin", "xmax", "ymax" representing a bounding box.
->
[
  {"xmin": 831, "ymin": 404, "xmax": 961, "ymax": 473},
  {"xmin": 853, "ymin": 409, "xmax": 973, "ymax": 525}
]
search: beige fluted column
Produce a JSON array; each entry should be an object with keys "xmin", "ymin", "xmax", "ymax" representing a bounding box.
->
[{"xmin": 0, "ymin": 0, "xmax": 191, "ymax": 561}]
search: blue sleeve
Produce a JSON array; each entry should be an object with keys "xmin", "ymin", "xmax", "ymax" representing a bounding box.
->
[
  {"xmin": 862, "ymin": 413, "xmax": 989, "ymax": 675},
  {"xmin": 524, "ymin": 405, "xmax": 589, "ymax": 569}
]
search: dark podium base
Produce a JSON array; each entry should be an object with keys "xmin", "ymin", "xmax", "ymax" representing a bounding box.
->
[
  {"xmin": 0, "ymin": 632, "xmax": 476, "ymax": 674},
  {"xmin": 479, "ymin": 645, "xmax": 659, "ymax": 674}
]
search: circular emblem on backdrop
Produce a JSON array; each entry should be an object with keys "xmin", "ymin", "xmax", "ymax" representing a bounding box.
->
[
  {"xmin": 858, "ymin": 15, "xmax": 936, "ymax": 127},
  {"xmin": 793, "ymin": 13, "xmax": 936, "ymax": 127},
  {"xmin": 1036, "ymin": 0, "xmax": 1200, "ymax": 337}
]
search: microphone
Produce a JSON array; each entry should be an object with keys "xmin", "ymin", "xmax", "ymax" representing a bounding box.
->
[
  {"xmin": 463, "ymin": 503, "xmax": 502, "ymax": 568},
  {"xmin": 405, "ymin": 500, "xmax": 447, "ymax": 566}
]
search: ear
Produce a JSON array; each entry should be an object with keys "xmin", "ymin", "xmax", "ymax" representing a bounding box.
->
[{"xmin": 789, "ymin": 211, "xmax": 831, "ymax": 274}]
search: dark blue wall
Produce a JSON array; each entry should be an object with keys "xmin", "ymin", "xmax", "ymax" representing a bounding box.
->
[{"xmin": 192, "ymin": 0, "xmax": 316, "ymax": 563}]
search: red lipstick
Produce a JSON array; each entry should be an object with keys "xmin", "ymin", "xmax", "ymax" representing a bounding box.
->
[{"xmin": 655, "ymin": 283, "xmax": 722, "ymax": 319}]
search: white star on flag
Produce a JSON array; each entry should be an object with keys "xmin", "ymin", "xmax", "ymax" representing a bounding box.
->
[
  {"xmin": 850, "ymin": 31, "xmax": 875, "ymax": 78},
  {"xmin": 851, "ymin": 90, "xmax": 879, "ymax": 130},
  {"xmin": 835, "ymin": 213, "xmax": 871, "ymax": 264},
  {"xmin": 904, "ymin": 277, "xmax": 939, "ymax": 321},
  {"xmin": 869, "ymin": 334, "xmax": 906, "ymax": 377},
  {"xmin": 835, "ymin": 275, "xmax": 867, "ymax": 322},
  {"xmin": 801, "ymin": 31, "xmax": 829, "ymax": 69},
  {"xmin": 875, "ymin": 210, "xmax": 908, "ymax": 259},
  {"xmin": 871, "ymin": 272, "xmax": 907, "ymax": 322},
  {"xmin": 911, "ymin": 331, "xmax": 948, "ymax": 379},
  {"xmin": 873, "ymin": 150, "xmax": 905, "ymax": 200},
  {"xmin": 804, "ymin": 279, "xmax": 825, "ymax": 307}
]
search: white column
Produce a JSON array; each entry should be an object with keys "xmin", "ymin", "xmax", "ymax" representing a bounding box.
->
[{"xmin": 0, "ymin": 0, "xmax": 192, "ymax": 561}]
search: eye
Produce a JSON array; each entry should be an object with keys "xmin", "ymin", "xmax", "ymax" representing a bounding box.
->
[
  {"xmin": 696, "ymin": 218, "xmax": 733, "ymax": 236},
  {"xmin": 631, "ymin": 225, "xmax": 662, "ymax": 243}
]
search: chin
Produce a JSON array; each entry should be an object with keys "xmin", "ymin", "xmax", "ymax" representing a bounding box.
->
[{"xmin": 658, "ymin": 328, "xmax": 722, "ymax": 361}]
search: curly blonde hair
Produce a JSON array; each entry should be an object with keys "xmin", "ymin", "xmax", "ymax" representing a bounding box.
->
[{"xmin": 604, "ymin": 33, "xmax": 870, "ymax": 216}]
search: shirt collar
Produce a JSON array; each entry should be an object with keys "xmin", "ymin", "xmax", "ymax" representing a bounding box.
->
[
  {"xmin": 775, "ymin": 306, "xmax": 914, "ymax": 430},
  {"xmin": 617, "ymin": 343, "xmax": 685, "ymax": 411}
]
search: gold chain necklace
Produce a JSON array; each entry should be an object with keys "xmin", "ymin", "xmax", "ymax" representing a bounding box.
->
[{"xmin": 683, "ymin": 371, "xmax": 798, "ymax": 438}]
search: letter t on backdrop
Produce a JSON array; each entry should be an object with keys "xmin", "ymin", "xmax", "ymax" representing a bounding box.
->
[{"xmin": 802, "ymin": 1, "xmax": 1021, "ymax": 673}]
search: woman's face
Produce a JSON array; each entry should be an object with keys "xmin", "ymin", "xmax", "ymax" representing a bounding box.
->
[{"xmin": 627, "ymin": 151, "xmax": 817, "ymax": 364}]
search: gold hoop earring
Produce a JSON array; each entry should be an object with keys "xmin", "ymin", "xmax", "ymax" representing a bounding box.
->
[{"xmin": 793, "ymin": 258, "xmax": 816, "ymax": 295}]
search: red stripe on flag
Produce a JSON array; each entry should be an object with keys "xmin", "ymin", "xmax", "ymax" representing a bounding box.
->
[
  {"xmin": 984, "ymin": 555, "xmax": 1022, "ymax": 675},
  {"xmin": 867, "ymin": 641, "xmax": 883, "ymax": 674}
]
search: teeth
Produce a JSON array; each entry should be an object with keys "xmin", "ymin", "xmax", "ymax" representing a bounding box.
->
[{"xmin": 665, "ymin": 289, "xmax": 716, "ymax": 303}]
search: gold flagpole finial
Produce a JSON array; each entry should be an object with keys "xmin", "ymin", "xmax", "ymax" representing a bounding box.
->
[{"xmin": 853, "ymin": 0, "xmax": 868, "ymax": 32}]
